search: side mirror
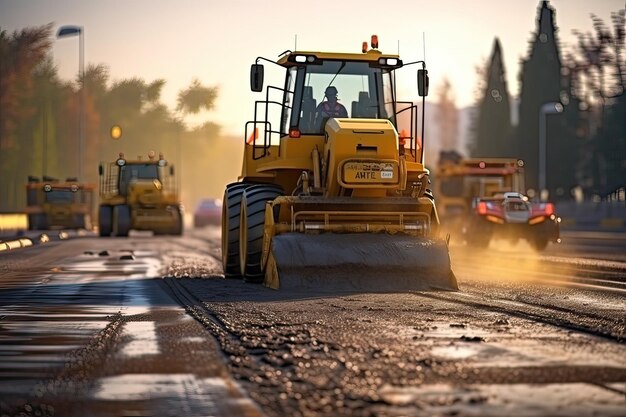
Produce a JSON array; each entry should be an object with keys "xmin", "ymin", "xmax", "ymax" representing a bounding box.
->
[
  {"xmin": 98, "ymin": 164, "xmax": 103, "ymax": 176},
  {"xmin": 418, "ymin": 69, "xmax": 429, "ymax": 97},
  {"xmin": 250, "ymin": 64, "xmax": 264, "ymax": 92}
]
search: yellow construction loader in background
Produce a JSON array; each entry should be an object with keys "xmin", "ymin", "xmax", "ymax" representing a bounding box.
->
[
  {"xmin": 222, "ymin": 36, "xmax": 457, "ymax": 291},
  {"xmin": 25, "ymin": 176, "xmax": 95, "ymax": 230},
  {"xmin": 98, "ymin": 152, "xmax": 183, "ymax": 237}
]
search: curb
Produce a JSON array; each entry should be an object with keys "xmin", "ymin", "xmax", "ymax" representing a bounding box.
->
[
  {"xmin": 600, "ymin": 218, "xmax": 625, "ymax": 229},
  {"xmin": 0, "ymin": 238, "xmax": 33, "ymax": 252},
  {"xmin": 560, "ymin": 217, "xmax": 626, "ymax": 231},
  {"xmin": 0, "ymin": 231, "xmax": 90, "ymax": 253}
]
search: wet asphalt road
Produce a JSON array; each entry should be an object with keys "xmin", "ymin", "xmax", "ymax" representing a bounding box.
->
[
  {"xmin": 0, "ymin": 227, "xmax": 624, "ymax": 416},
  {"xmin": 0, "ymin": 232, "xmax": 263, "ymax": 417}
]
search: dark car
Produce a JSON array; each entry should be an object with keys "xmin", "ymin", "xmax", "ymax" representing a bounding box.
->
[{"xmin": 193, "ymin": 198, "xmax": 222, "ymax": 227}]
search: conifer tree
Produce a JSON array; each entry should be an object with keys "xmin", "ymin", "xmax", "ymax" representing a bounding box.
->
[
  {"xmin": 514, "ymin": 1, "xmax": 564, "ymax": 194},
  {"xmin": 469, "ymin": 38, "xmax": 512, "ymax": 158}
]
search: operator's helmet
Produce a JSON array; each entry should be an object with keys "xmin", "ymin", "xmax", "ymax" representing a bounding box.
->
[{"xmin": 324, "ymin": 86, "xmax": 338, "ymax": 98}]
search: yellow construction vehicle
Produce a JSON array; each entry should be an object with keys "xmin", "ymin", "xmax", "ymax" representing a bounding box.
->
[
  {"xmin": 221, "ymin": 36, "xmax": 457, "ymax": 291},
  {"xmin": 98, "ymin": 152, "xmax": 182, "ymax": 237},
  {"xmin": 435, "ymin": 152, "xmax": 527, "ymax": 224},
  {"xmin": 25, "ymin": 176, "xmax": 95, "ymax": 230}
]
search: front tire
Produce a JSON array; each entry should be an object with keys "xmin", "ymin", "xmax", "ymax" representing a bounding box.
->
[
  {"xmin": 531, "ymin": 237, "xmax": 549, "ymax": 251},
  {"xmin": 239, "ymin": 184, "xmax": 284, "ymax": 282},
  {"xmin": 98, "ymin": 206, "xmax": 112, "ymax": 237},
  {"xmin": 222, "ymin": 183, "xmax": 252, "ymax": 277},
  {"xmin": 28, "ymin": 213, "xmax": 48, "ymax": 231},
  {"xmin": 172, "ymin": 206, "xmax": 183, "ymax": 236},
  {"xmin": 112, "ymin": 205, "xmax": 131, "ymax": 237}
]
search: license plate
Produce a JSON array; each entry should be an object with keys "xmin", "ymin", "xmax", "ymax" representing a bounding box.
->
[{"xmin": 343, "ymin": 161, "xmax": 397, "ymax": 183}]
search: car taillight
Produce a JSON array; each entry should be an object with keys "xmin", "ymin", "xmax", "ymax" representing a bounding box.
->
[
  {"xmin": 544, "ymin": 203, "xmax": 554, "ymax": 216},
  {"xmin": 477, "ymin": 201, "xmax": 487, "ymax": 215}
]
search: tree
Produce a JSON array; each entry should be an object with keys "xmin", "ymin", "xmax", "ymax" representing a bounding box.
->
[
  {"xmin": 99, "ymin": 77, "xmax": 168, "ymax": 156},
  {"xmin": 434, "ymin": 77, "xmax": 459, "ymax": 153},
  {"xmin": 0, "ymin": 24, "xmax": 53, "ymax": 210},
  {"xmin": 469, "ymin": 38, "xmax": 513, "ymax": 158},
  {"xmin": 28, "ymin": 55, "xmax": 63, "ymax": 180},
  {"xmin": 567, "ymin": 8, "xmax": 626, "ymax": 197},
  {"xmin": 175, "ymin": 79, "xmax": 220, "ymax": 208},
  {"xmin": 514, "ymin": 1, "xmax": 564, "ymax": 195},
  {"xmin": 176, "ymin": 78, "xmax": 218, "ymax": 117},
  {"xmin": 0, "ymin": 23, "xmax": 224, "ymax": 213}
]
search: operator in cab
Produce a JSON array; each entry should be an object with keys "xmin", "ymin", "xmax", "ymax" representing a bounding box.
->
[{"xmin": 315, "ymin": 86, "xmax": 348, "ymax": 130}]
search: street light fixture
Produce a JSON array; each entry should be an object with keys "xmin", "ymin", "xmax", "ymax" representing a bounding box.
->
[
  {"xmin": 539, "ymin": 101, "xmax": 563, "ymax": 200},
  {"xmin": 57, "ymin": 25, "xmax": 84, "ymax": 181}
]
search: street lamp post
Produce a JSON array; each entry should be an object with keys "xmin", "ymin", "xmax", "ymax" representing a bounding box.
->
[
  {"xmin": 538, "ymin": 102, "xmax": 563, "ymax": 200},
  {"xmin": 57, "ymin": 25, "xmax": 84, "ymax": 181}
]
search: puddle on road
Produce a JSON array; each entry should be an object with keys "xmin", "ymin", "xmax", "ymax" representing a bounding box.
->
[
  {"xmin": 430, "ymin": 344, "xmax": 485, "ymax": 360},
  {"xmin": 409, "ymin": 321, "xmax": 493, "ymax": 340},
  {"xmin": 378, "ymin": 382, "xmax": 626, "ymax": 417},
  {"xmin": 120, "ymin": 279, "xmax": 152, "ymax": 316},
  {"xmin": 562, "ymin": 293, "xmax": 625, "ymax": 310},
  {"xmin": 63, "ymin": 250, "xmax": 163, "ymax": 277},
  {"xmin": 428, "ymin": 334, "xmax": 626, "ymax": 369},
  {"xmin": 399, "ymin": 318, "xmax": 626, "ymax": 369}
]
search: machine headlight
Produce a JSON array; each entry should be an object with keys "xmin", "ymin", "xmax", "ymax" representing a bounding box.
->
[
  {"xmin": 291, "ymin": 54, "xmax": 317, "ymax": 64},
  {"xmin": 377, "ymin": 57, "xmax": 402, "ymax": 67}
]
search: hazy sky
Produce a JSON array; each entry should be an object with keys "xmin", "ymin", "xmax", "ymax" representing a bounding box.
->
[{"xmin": 1, "ymin": 0, "xmax": 623, "ymax": 135}]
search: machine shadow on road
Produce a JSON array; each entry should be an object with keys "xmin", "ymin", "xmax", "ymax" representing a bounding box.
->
[{"xmin": 168, "ymin": 275, "xmax": 457, "ymax": 305}]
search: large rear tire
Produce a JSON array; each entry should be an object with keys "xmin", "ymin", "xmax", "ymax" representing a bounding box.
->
[
  {"xmin": 466, "ymin": 219, "xmax": 492, "ymax": 249},
  {"xmin": 112, "ymin": 205, "xmax": 131, "ymax": 237},
  {"xmin": 98, "ymin": 206, "xmax": 112, "ymax": 237},
  {"xmin": 221, "ymin": 183, "xmax": 251, "ymax": 277},
  {"xmin": 531, "ymin": 237, "xmax": 549, "ymax": 252},
  {"xmin": 239, "ymin": 184, "xmax": 284, "ymax": 282},
  {"xmin": 73, "ymin": 213, "xmax": 89, "ymax": 230},
  {"xmin": 28, "ymin": 213, "xmax": 48, "ymax": 231}
]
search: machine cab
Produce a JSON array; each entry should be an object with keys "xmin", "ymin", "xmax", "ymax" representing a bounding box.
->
[
  {"xmin": 117, "ymin": 161, "xmax": 163, "ymax": 196},
  {"xmin": 281, "ymin": 55, "xmax": 400, "ymax": 136},
  {"xmin": 99, "ymin": 152, "xmax": 173, "ymax": 198},
  {"xmin": 248, "ymin": 37, "xmax": 429, "ymax": 162}
]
